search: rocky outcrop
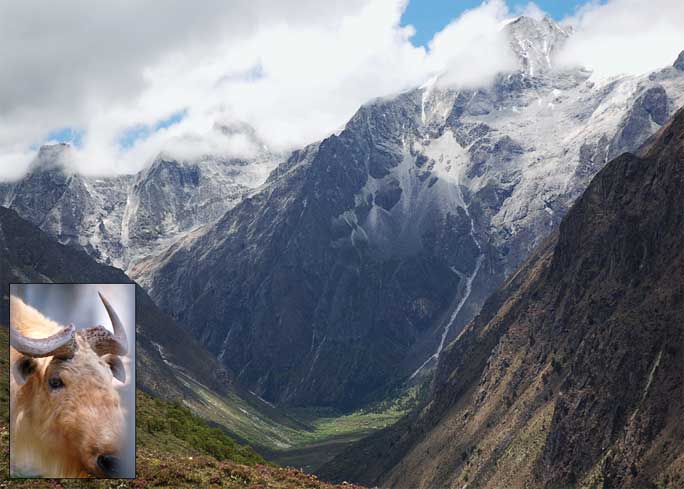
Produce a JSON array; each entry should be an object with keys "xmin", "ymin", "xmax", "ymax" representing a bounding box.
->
[
  {"xmin": 674, "ymin": 50, "xmax": 684, "ymax": 71},
  {"xmin": 505, "ymin": 16, "xmax": 571, "ymax": 76},
  {"xmin": 4, "ymin": 144, "xmax": 133, "ymax": 267},
  {"xmin": 121, "ymin": 154, "xmax": 271, "ymax": 264},
  {"xmin": 609, "ymin": 84, "xmax": 669, "ymax": 158}
]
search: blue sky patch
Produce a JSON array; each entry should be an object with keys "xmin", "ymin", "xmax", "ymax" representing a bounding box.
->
[
  {"xmin": 118, "ymin": 109, "xmax": 187, "ymax": 149},
  {"xmin": 401, "ymin": 0, "xmax": 585, "ymax": 48},
  {"xmin": 43, "ymin": 127, "xmax": 84, "ymax": 148}
]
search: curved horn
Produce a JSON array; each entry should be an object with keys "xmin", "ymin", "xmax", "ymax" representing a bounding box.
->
[
  {"xmin": 11, "ymin": 323, "xmax": 77, "ymax": 358},
  {"xmin": 82, "ymin": 293, "xmax": 128, "ymax": 356}
]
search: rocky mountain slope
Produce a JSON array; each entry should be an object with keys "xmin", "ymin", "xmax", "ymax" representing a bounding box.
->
[
  {"xmin": 0, "ymin": 127, "xmax": 278, "ymax": 271},
  {"xmin": 133, "ymin": 17, "xmax": 684, "ymax": 408},
  {"xmin": 0, "ymin": 143, "xmax": 133, "ymax": 267},
  {"xmin": 319, "ymin": 106, "xmax": 684, "ymax": 488}
]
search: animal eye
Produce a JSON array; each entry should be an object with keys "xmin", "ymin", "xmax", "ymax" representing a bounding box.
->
[{"xmin": 48, "ymin": 376, "xmax": 64, "ymax": 390}]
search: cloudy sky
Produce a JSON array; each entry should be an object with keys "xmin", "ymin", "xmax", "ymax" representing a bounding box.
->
[{"xmin": 0, "ymin": 0, "xmax": 683, "ymax": 180}]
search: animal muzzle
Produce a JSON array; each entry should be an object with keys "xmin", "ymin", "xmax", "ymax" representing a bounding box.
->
[{"xmin": 96, "ymin": 453, "xmax": 122, "ymax": 478}]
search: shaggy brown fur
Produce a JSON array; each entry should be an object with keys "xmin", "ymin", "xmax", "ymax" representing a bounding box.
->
[{"xmin": 10, "ymin": 296, "xmax": 127, "ymax": 478}]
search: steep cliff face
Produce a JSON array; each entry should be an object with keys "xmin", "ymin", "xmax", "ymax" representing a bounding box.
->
[
  {"xmin": 1, "ymin": 144, "xmax": 133, "ymax": 267},
  {"xmin": 121, "ymin": 153, "xmax": 275, "ymax": 265},
  {"xmin": 320, "ymin": 107, "xmax": 684, "ymax": 488},
  {"xmin": 135, "ymin": 22, "xmax": 684, "ymax": 408},
  {"xmin": 505, "ymin": 16, "xmax": 571, "ymax": 77}
]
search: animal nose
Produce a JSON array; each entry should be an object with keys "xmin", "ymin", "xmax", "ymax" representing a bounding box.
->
[{"xmin": 96, "ymin": 454, "xmax": 121, "ymax": 477}]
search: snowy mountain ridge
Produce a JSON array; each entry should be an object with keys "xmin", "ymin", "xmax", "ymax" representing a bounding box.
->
[
  {"xmin": 0, "ymin": 127, "xmax": 281, "ymax": 271},
  {"xmin": 505, "ymin": 15, "xmax": 572, "ymax": 77}
]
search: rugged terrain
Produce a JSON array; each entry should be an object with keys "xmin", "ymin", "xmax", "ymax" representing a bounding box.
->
[
  {"xmin": 0, "ymin": 14, "xmax": 682, "ymax": 488},
  {"xmin": 133, "ymin": 18, "xmax": 684, "ymax": 408},
  {"xmin": 0, "ymin": 123, "xmax": 278, "ymax": 271},
  {"xmin": 319, "ymin": 106, "xmax": 684, "ymax": 488}
]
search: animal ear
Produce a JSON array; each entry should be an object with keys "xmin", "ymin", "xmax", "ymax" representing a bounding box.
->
[
  {"xmin": 12, "ymin": 356, "xmax": 37, "ymax": 385},
  {"xmin": 104, "ymin": 355, "xmax": 126, "ymax": 383}
]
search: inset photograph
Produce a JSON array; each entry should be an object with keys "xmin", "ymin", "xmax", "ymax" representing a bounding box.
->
[{"xmin": 9, "ymin": 283, "xmax": 135, "ymax": 479}]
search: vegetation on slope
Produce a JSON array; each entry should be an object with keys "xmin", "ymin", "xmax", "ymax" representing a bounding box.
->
[
  {"xmin": 0, "ymin": 326, "xmax": 365, "ymax": 489},
  {"xmin": 136, "ymin": 391, "xmax": 265, "ymax": 466},
  {"xmin": 177, "ymin": 367, "xmax": 425, "ymax": 472}
]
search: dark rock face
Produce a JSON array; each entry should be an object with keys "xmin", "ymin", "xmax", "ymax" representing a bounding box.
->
[
  {"xmin": 10, "ymin": 166, "xmax": 72, "ymax": 225},
  {"xmin": 374, "ymin": 177, "xmax": 402, "ymax": 211},
  {"xmin": 136, "ymin": 96, "xmax": 483, "ymax": 408},
  {"xmin": 674, "ymin": 50, "xmax": 684, "ymax": 71},
  {"xmin": 610, "ymin": 85, "xmax": 669, "ymax": 158},
  {"xmin": 320, "ymin": 108, "xmax": 684, "ymax": 488},
  {"xmin": 467, "ymin": 135, "xmax": 524, "ymax": 179},
  {"xmin": 0, "ymin": 206, "xmax": 233, "ymax": 401}
]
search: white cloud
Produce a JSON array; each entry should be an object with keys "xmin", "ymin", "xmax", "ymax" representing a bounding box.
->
[
  {"xmin": 0, "ymin": 0, "xmax": 425, "ymax": 179},
  {"xmin": 1, "ymin": 0, "xmax": 683, "ymax": 181},
  {"xmin": 0, "ymin": 0, "xmax": 518, "ymax": 179},
  {"xmin": 511, "ymin": 2, "xmax": 546, "ymax": 21},
  {"xmin": 557, "ymin": 0, "xmax": 684, "ymax": 80},
  {"xmin": 427, "ymin": 0, "xmax": 517, "ymax": 88}
]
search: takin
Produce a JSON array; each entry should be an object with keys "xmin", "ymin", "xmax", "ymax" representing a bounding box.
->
[{"xmin": 9, "ymin": 292, "xmax": 129, "ymax": 478}]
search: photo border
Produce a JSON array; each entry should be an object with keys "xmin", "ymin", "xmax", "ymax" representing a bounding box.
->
[{"xmin": 7, "ymin": 282, "xmax": 137, "ymax": 480}]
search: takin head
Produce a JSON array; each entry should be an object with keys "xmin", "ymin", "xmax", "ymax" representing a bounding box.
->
[{"xmin": 10, "ymin": 293, "xmax": 129, "ymax": 478}]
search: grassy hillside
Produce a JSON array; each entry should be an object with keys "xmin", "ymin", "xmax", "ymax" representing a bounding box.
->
[
  {"xmin": 140, "ymin": 341, "xmax": 421, "ymax": 472},
  {"xmin": 136, "ymin": 390, "xmax": 265, "ymax": 466},
  {"xmin": 178, "ymin": 368, "xmax": 424, "ymax": 472}
]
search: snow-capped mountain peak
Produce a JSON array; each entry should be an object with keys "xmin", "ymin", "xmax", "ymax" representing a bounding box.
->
[
  {"xmin": 505, "ymin": 16, "xmax": 571, "ymax": 77},
  {"xmin": 28, "ymin": 143, "xmax": 73, "ymax": 174}
]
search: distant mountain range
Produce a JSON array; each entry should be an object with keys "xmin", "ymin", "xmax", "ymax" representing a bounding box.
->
[
  {"xmin": 3, "ymin": 11, "xmax": 684, "ymax": 488},
  {"xmin": 319, "ymin": 101, "xmax": 684, "ymax": 489},
  {"xmin": 2, "ymin": 16, "xmax": 683, "ymax": 412},
  {"xmin": 0, "ymin": 123, "xmax": 278, "ymax": 272}
]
